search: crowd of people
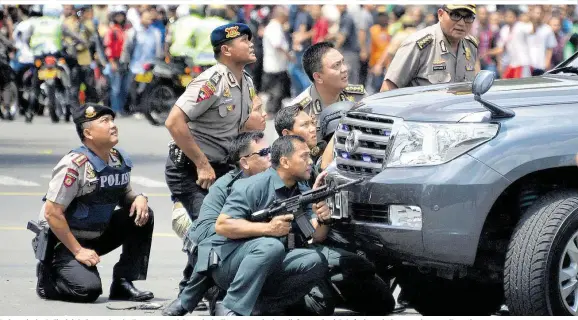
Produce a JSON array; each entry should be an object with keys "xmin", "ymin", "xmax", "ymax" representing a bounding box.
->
[{"xmin": 0, "ymin": 4, "xmax": 576, "ymax": 120}]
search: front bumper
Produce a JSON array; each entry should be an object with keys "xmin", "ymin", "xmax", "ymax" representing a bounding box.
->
[{"xmin": 326, "ymin": 153, "xmax": 510, "ymax": 266}]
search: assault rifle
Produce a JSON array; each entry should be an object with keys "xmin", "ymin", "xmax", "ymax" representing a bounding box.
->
[{"xmin": 250, "ymin": 178, "xmax": 364, "ymax": 249}]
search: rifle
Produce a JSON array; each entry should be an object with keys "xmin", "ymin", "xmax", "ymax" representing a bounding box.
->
[{"xmin": 250, "ymin": 178, "xmax": 364, "ymax": 249}]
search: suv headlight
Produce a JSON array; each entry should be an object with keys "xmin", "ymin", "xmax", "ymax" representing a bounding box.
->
[{"xmin": 385, "ymin": 121, "xmax": 499, "ymax": 167}]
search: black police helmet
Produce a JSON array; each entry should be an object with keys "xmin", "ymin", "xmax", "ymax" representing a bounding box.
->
[{"xmin": 317, "ymin": 101, "xmax": 355, "ymax": 142}]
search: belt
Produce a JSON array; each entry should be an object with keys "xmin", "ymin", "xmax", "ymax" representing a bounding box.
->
[{"xmin": 71, "ymin": 229, "xmax": 103, "ymax": 240}]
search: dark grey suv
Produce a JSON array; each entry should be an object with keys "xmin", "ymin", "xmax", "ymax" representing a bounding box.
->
[{"xmin": 325, "ymin": 52, "xmax": 578, "ymax": 315}]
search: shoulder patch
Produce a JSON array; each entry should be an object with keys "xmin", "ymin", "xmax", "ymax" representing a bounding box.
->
[
  {"xmin": 465, "ymin": 35, "xmax": 478, "ymax": 48},
  {"xmin": 298, "ymin": 96, "xmax": 312, "ymax": 108},
  {"xmin": 343, "ymin": 84, "xmax": 365, "ymax": 95},
  {"xmin": 416, "ymin": 34, "xmax": 434, "ymax": 50},
  {"xmin": 71, "ymin": 154, "xmax": 88, "ymax": 167},
  {"xmin": 197, "ymin": 73, "xmax": 222, "ymax": 103}
]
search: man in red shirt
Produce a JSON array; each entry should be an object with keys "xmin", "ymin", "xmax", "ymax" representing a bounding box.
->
[{"xmin": 103, "ymin": 6, "xmax": 129, "ymax": 115}]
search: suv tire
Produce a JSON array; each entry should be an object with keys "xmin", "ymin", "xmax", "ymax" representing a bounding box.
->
[{"xmin": 505, "ymin": 190, "xmax": 578, "ymax": 315}]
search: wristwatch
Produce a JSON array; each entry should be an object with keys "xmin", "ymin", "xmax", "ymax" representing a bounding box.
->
[{"xmin": 137, "ymin": 193, "xmax": 149, "ymax": 202}]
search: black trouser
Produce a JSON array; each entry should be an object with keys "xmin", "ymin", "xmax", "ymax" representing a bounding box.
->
[
  {"xmin": 69, "ymin": 64, "xmax": 98, "ymax": 112},
  {"xmin": 262, "ymin": 71, "xmax": 291, "ymax": 114},
  {"xmin": 164, "ymin": 155, "xmax": 231, "ymax": 296},
  {"xmin": 39, "ymin": 207, "xmax": 154, "ymax": 303}
]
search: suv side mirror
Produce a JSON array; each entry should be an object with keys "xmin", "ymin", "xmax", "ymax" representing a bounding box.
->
[
  {"xmin": 471, "ymin": 70, "xmax": 515, "ymax": 119},
  {"xmin": 472, "ymin": 70, "xmax": 495, "ymax": 97}
]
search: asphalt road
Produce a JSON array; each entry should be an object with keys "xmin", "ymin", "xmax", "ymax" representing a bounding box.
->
[{"xmin": 0, "ymin": 114, "xmax": 416, "ymax": 316}]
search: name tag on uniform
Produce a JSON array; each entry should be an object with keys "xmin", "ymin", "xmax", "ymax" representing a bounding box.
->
[{"xmin": 433, "ymin": 59, "xmax": 446, "ymax": 71}]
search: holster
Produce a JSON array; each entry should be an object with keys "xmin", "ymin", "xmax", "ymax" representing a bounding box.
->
[
  {"xmin": 168, "ymin": 140, "xmax": 191, "ymax": 169},
  {"xmin": 27, "ymin": 220, "xmax": 55, "ymax": 263}
]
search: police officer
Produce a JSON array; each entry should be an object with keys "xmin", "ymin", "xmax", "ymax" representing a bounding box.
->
[
  {"xmin": 163, "ymin": 130, "xmax": 272, "ymax": 316},
  {"xmin": 166, "ymin": 5, "xmax": 204, "ymax": 59},
  {"xmin": 275, "ymin": 104, "xmax": 396, "ymax": 315},
  {"xmin": 35, "ymin": 103, "xmax": 154, "ymax": 303},
  {"xmin": 208, "ymin": 135, "xmax": 332, "ymax": 316},
  {"xmin": 287, "ymin": 41, "xmax": 366, "ymax": 127},
  {"xmin": 381, "ymin": 4, "xmax": 480, "ymax": 91},
  {"xmin": 287, "ymin": 41, "xmax": 367, "ymax": 172},
  {"xmin": 164, "ymin": 21, "xmax": 265, "ymax": 224},
  {"xmin": 164, "ymin": 21, "xmax": 265, "ymax": 310},
  {"xmin": 23, "ymin": 4, "xmax": 86, "ymax": 123},
  {"xmin": 274, "ymin": 105, "xmax": 322, "ymax": 185}
]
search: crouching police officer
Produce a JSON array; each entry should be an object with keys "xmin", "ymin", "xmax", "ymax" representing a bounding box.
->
[
  {"xmin": 208, "ymin": 135, "xmax": 332, "ymax": 316},
  {"xmin": 33, "ymin": 103, "xmax": 154, "ymax": 303}
]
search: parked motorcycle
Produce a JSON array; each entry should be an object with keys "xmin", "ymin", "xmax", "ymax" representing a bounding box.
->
[
  {"xmin": 32, "ymin": 52, "xmax": 73, "ymax": 122},
  {"xmin": 137, "ymin": 57, "xmax": 207, "ymax": 126}
]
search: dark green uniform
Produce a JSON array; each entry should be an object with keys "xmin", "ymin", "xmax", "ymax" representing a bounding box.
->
[
  {"xmin": 178, "ymin": 169, "xmax": 333, "ymax": 315},
  {"xmin": 202, "ymin": 168, "xmax": 329, "ymax": 316}
]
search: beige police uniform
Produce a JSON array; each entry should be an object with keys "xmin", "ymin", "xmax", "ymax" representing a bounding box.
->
[
  {"xmin": 287, "ymin": 84, "xmax": 367, "ymax": 126},
  {"xmin": 174, "ymin": 62, "xmax": 256, "ymax": 163},
  {"xmin": 384, "ymin": 22, "xmax": 479, "ymax": 88},
  {"xmin": 38, "ymin": 150, "xmax": 130, "ymax": 237}
]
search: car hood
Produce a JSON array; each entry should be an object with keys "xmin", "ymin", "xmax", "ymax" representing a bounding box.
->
[{"xmin": 352, "ymin": 75, "xmax": 578, "ymax": 122}]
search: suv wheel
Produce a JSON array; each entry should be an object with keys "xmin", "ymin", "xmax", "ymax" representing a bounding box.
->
[{"xmin": 505, "ymin": 190, "xmax": 578, "ymax": 315}]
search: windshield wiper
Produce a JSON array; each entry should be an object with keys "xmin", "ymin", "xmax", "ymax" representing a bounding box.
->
[{"xmin": 547, "ymin": 66, "xmax": 578, "ymax": 75}]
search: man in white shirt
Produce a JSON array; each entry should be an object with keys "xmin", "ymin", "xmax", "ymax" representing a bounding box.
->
[
  {"xmin": 262, "ymin": 6, "xmax": 292, "ymax": 115},
  {"xmin": 526, "ymin": 5, "xmax": 557, "ymax": 75}
]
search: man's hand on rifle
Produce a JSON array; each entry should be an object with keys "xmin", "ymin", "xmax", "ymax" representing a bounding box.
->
[
  {"xmin": 267, "ymin": 214, "xmax": 293, "ymax": 237},
  {"xmin": 313, "ymin": 201, "xmax": 331, "ymax": 224},
  {"xmin": 313, "ymin": 171, "xmax": 328, "ymax": 189}
]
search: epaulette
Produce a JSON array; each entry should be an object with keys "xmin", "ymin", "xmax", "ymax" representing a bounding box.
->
[
  {"xmin": 297, "ymin": 96, "xmax": 312, "ymax": 108},
  {"xmin": 416, "ymin": 34, "xmax": 434, "ymax": 50},
  {"xmin": 71, "ymin": 154, "xmax": 88, "ymax": 167},
  {"xmin": 465, "ymin": 35, "xmax": 478, "ymax": 48},
  {"xmin": 343, "ymin": 84, "xmax": 365, "ymax": 95}
]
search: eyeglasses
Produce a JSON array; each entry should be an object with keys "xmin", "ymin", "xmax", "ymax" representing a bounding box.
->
[
  {"xmin": 444, "ymin": 9, "xmax": 475, "ymax": 23},
  {"xmin": 242, "ymin": 147, "xmax": 270, "ymax": 158}
]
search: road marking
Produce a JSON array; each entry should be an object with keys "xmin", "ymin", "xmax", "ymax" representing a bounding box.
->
[
  {"xmin": 0, "ymin": 175, "xmax": 41, "ymax": 187},
  {"xmin": 0, "ymin": 226, "xmax": 177, "ymax": 238},
  {"xmin": 130, "ymin": 176, "xmax": 167, "ymax": 188},
  {"xmin": 40, "ymin": 174, "xmax": 52, "ymax": 179},
  {"xmin": 0, "ymin": 192, "xmax": 171, "ymax": 197}
]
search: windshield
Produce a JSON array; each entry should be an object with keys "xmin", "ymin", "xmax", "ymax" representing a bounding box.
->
[{"xmin": 554, "ymin": 51, "xmax": 578, "ymax": 69}]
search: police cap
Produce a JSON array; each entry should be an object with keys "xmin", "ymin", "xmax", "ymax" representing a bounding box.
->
[
  {"xmin": 73, "ymin": 103, "xmax": 116, "ymax": 125},
  {"xmin": 444, "ymin": 4, "xmax": 476, "ymax": 15},
  {"xmin": 210, "ymin": 23, "xmax": 253, "ymax": 48}
]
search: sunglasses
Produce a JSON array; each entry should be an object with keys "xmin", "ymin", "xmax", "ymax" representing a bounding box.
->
[
  {"xmin": 242, "ymin": 147, "xmax": 270, "ymax": 158},
  {"xmin": 444, "ymin": 9, "xmax": 476, "ymax": 23}
]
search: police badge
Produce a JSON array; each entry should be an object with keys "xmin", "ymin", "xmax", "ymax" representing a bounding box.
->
[{"xmin": 85, "ymin": 106, "xmax": 96, "ymax": 118}]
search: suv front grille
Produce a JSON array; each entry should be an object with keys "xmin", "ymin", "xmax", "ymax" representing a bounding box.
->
[
  {"xmin": 334, "ymin": 112, "xmax": 394, "ymax": 176},
  {"xmin": 351, "ymin": 202, "xmax": 389, "ymax": 223}
]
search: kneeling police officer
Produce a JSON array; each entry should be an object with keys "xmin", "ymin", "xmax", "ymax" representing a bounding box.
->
[{"xmin": 32, "ymin": 103, "xmax": 155, "ymax": 303}]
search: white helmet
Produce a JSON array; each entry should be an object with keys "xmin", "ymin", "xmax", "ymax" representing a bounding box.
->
[
  {"xmin": 110, "ymin": 5, "xmax": 127, "ymax": 14},
  {"xmin": 176, "ymin": 5, "xmax": 190, "ymax": 18},
  {"xmin": 43, "ymin": 4, "xmax": 63, "ymax": 18}
]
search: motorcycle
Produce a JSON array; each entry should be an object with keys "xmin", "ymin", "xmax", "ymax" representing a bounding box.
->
[
  {"xmin": 0, "ymin": 59, "xmax": 18, "ymax": 121},
  {"xmin": 136, "ymin": 56, "xmax": 207, "ymax": 126},
  {"xmin": 33, "ymin": 52, "xmax": 73, "ymax": 122},
  {"xmin": 24, "ymin": 43, "xmax": 73, "ymax": 123}
]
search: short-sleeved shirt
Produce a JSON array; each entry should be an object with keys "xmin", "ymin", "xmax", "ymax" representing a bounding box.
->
[
  {"xmin": 175, "ymin": 63, "xmax": 255, "ymax": 163},
  {"xmin": 286, "ymin": 84, "xmax": 367, "ymax": 134},
  {"xmin": 38, "ymin": 150, "xmax": 132, "ymax": 221},
  {"xmin": 194, "ymin": 168, "xmax": 314, "ymax": 273},
  {"xmin": 385, "ymin": 22, "xmax": 479, "ymax": 88}
]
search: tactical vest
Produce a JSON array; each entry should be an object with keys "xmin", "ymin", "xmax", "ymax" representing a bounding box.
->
[
  {"xmin": 64, "ymin": 146, "xmax": 132, "ymax": 232},
  {"xmin": 193, "ymin": 17, "xmax": 229, "ymax": 66},
  {"xmin": 30, "ymin": 17, "xmax": 62, "ymax": 55},
  {"xmin": 169, "ymin": 15, "xmax": 201, "ymax": 57}
]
